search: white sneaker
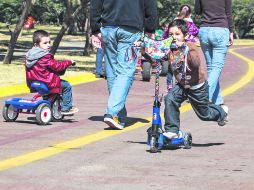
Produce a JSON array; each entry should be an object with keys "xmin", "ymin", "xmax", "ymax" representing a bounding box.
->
[
  {"xmin": 104, "ymin": 115, "xmax": 124, "ymax": 130},
  {"xmin": 163, "ymin": 132, "xmax": 178, "ymax": 139},
  {"xmin": 218, "ymin": 105, "xmax": 229, "ymax": 126},
  {"xmin": 61, "ymin": 107, "xmax": 79, "ymax": 116}
]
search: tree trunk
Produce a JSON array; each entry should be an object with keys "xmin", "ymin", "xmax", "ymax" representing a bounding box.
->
[
  {"xmin": 83, "ymin": 17, "xmax": 92, "ymax": 56},
  {"xmin": 3, "ymin": 0, "xmax": 35, "ymax": 64},
  {"xmin": 83, "ymin": 1, "xmax": 92, "ymax": 56},
  {"xmin": 50, "ymin": 0, "xmax": 82, "ymax": 55},
  {"xmin": 234, "ymin": 30, "xmax": 240, "ymax": 39}
]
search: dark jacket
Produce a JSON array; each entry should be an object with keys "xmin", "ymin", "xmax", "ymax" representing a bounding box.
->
[
  {"xmin": 25, "ymin": 47, "xmax": 72, "ymax": 94},
  {"xmin": 195, "ymin": 0, "xmax": 234, "ymax": 32},
  {"xmin": 168, "ymin": 42, "xmax": 207, "ymax": 89},
  {"xmin": 90, "ymin": 0, "xmax": 157, "ymax": 34}
]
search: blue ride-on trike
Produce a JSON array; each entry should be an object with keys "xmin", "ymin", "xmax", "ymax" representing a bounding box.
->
[
  {"xmin": 140, "ymin": 36, "xmax": 192, "ymax": 153},
  {"xmin": 2, "ymin": 81, "xmax": 64, "ymax": 125}
]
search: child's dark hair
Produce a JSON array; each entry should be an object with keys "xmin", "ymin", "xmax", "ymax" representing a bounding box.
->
[
  {"xmin": 168, "ymin": 19, "xmax": 189, "ymax": 36},
  {"xmin": 33, "ymin": 30, "xmax": 49, "ymax": 44},
  {"xmin": 177, "ymin": 4, "xmax": 191, "ymax": 19}
]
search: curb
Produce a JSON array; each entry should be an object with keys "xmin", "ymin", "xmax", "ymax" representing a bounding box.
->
[{"xmin": 0, "ymin": 73, "xmax": 101, "ymax": 98}]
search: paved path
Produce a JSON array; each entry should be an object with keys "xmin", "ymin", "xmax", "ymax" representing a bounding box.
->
[{"xmin": 0, "ymin": 46, "xmax": 254, "ymax": 190}]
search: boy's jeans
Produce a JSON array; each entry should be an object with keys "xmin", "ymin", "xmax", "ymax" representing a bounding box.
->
[
  {"xmin": 95, "ymin": 48, "xmax": 104, "ymax": 76},
  {"xmin": 101, "ymin": 26, "xmax": 141, "ymax": 123},
  {"xmin": 61, "ymin": 80, "xmax": 73, "ymax": 111},
  {"xmin": 198, "ymin": 27, "xmax": 229, "ymax": 105},
  {"xmin": 164, "ymin": 82, "xmax": 226, "ymax": 133}
]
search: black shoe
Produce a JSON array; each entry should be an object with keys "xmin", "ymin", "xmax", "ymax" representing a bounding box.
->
[{"xmin": 218, "ymin": 105, "xmax": 229, "ymax": 126}]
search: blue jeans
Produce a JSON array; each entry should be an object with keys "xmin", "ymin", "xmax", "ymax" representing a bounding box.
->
[
  {"xmin": 164, "ymin": 82, "xmax": 226, "ymax": 133},
  {"xmin": 198, "ymin": 27, "xmax": 229, "ymax": 105},
  {"xmin": 101, "ymin": 26, "xmax": 141, "ymax": 123},
  {"xmin": 166, "ymin": 70, "xmax": 173, "ymax": 91},
  {"xmin": 95, "ymin": 48, "xmax": 104, "ymax": 76},
  {"xmin": 61, "ymin": 80, "xmax": 73, "ymax": 111}
]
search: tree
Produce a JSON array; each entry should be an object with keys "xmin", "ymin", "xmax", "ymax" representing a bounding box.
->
[
  {"xmin": 32, "ymin": 0, "xmax": 65, "ymax": 25},
  {"xmin": 0, "ymin": 1, "xmax": 23, "ymax": 24},
  {"xmin": 3, "ymin": 0, "xmax": 36, "ymax": 64},
  {"xmin": 157, "ymin": 0, "xmax": 181, "ymax": 25},
  {"xmin": 50, "ymin": 0, "xmax": 83, "ymax": 55},
  {"xmin": 233, "ymin": 0, "xmax": 254, "ymax": 38},
  {"xmin": 82, "ymin": 0, "xmax": 91, "ymax": 56}
]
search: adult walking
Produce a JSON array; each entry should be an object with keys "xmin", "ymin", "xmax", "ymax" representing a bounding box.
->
[
  {"xmin": 90, "ymin": 0, "xmax": 158, "ymax": 129},
  {"xmin": 195, "ymin": 0, "xmax": 234, "ymax": 107}
]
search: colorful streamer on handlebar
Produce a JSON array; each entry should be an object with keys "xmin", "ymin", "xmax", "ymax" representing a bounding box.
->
[{"xmin": 141, "ymin": 36, "xmax": 174, "ymax": 99}]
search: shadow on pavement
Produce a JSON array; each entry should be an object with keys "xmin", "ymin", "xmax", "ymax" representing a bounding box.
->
[
  {"xmin": 192, "ymin": 142, "xmax": 225, "ymax": 147},
  {"xmin": 89, "ymin": 116, "xmax": 150, "ymax": 128}
]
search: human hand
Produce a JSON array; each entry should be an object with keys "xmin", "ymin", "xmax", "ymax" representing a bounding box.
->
[
  {"xmin": 133, "ymin": 41, "xmax": 142, "ymax": 47},
  {"xmin": 133, "ymin": 41, "xmax": 145, "ymax": 54},
  {"xmin": 91, "ymin": 33, "xmax": 102, "ymax": 48},
  {"xmin": 71, "ymin": 60, "xmax": 76, "ymax": 66},
  {"xmin": 229, "ymin": 32, "xmax": 234, "ymax": 46},
  {"xmin": 145, "ymin": 32, "xmax": 155, "ymax": 39}
]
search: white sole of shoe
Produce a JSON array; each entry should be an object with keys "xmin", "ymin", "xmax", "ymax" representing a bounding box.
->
[
  {"xmin": 61, "ymin": 108, "xmax": 79, "ymax": 116},
  {"xmin": 104, "ymin": 118, "xmax": 123, "ymax": 130},
  {"xmin": 163, "ymin": 132, "xmax": 178, "ymax": 139}
]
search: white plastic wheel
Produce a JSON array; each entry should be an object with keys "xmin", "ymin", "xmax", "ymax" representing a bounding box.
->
[
  {"xmin": 2, "ymin": 104, "xmax": 19, "ymax": 122},
  {"xmin": 36, "ymin": 103, "xmax": 52, "ymax": 125}
]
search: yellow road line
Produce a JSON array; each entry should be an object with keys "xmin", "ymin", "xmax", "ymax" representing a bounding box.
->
[
  {"xmin": 0, "ymin": 73, "xmax": 101, "ymax": 98},
  {"xmin": 0, "ymin": 47, "xmax": 254, "ymax": 171},
  {"xmin": 222, "ymin": 48, "xmax": 254, "ymax": 96}
]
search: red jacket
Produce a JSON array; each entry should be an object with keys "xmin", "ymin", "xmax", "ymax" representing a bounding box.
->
[{"xmin": 26, "ymin": 54, "xmax": 72, "ymax": 94}]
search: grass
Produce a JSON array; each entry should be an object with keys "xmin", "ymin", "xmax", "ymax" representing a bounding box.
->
[
  {"xmin": 0, "ymin": 22, "xmax": 96, "ymax": 87},
  {"xmin": 1, "ymin": 22, "xmax": 254, "ymax": 87}
]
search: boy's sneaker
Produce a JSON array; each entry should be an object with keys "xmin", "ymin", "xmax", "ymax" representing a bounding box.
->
[
  {"xmin": 104, "ymin": 114, "xmax": 124, "ymax": 130},
  {"xmin": 61, "ymin": 107, "xmax": 79, "ymax": 116},
  {"xmin": 163, "ymin": 131, "xmax": 178, "ymax": 139},
  {"xmin": 218, "ymin": 105, "xmax": 229, "ymax": 126}
]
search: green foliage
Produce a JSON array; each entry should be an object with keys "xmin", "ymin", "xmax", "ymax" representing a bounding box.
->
[
  {"xmin": 157, "ymin": 0, "xmax": 181, "ymax": 25},
  {"xmin": 31, "ymin": 0, "xmax": 65, "ymax": 24},
  {"xmin": 233, "ymin": 0, "xmax": 254, "ymax": 38},
  {"xmin": 0, "ymin": 0, "xmax": 253, "ymax": 38},
  {"xmin": 0, "ymin": 0, "xmax": 23, "ymax": 24},
  {"xmin": 156, "ymin": 0, "xmax": 200, "ymax": 27}
]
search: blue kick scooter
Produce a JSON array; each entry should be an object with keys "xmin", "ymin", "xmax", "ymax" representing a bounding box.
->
[{"xmin": 141, "ymin": 36, "xmax": 192, "ymax": 153}]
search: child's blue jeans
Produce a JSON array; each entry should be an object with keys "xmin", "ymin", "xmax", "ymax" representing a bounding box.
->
[
  {"xmin": 60, "ymin": 80, "xmax": 73, "ymax": 111},
  {"xmin": 164, "ymin": 82, "xmax": 227, "ymax": 133}
]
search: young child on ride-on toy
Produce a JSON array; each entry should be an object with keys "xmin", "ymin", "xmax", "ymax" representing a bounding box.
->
[
  {"xmin": 163, "ymin": 19, "xmax": 228, "ymax": 139},
  {"xmin": 25, "ymin": 30, "xmax": 78, "ymax": 116}
]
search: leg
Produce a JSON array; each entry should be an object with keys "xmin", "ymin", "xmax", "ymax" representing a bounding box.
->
[
  {"xmin": 60, "ymin": 80, "xmax": 73, "ymax": 111},
  {"xmin": 164, "ymin": 84, "xmax": 187, "ymax": 134},
  {"xmin": 166, "ymin": 69, "xmax": 174, "ymax": 92},
  {"xmin": 187, "ymin": 82, "xmax": 227, "ymax": 122},
  {"xmin": 103, "ymin": 27, "xmax": 141, "ymax": 118},
  {"xmin": 95, "ymin": 48, "xmax": 104, "ymax": 77},
  {"xmin": 101, "ymin": 26, "xmax": 118, "ymax": 100},
  {"xmin": 207, "ymin": 28, "xmax": 230, "ymax": 105},
  {"xmin": 199, "ymin": 27, "xmax": 213, "ymax": 102},
  {"xmin": 118, "ymin": 105, "xmax": 127, "ymax": 126}
]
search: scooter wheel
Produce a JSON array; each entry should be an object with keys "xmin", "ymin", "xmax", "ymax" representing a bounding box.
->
[
  {"xmin": 183, "ymin": 132, "xmax": 192, "ymax": 149},
  {"xmin": 2, "ymin": 104, "xmax": 19, "ymax": 122},
  {"xmin": 36, "ymin": 103, "xmax": 52, "ymax": 125},
  {"xmin": 150, "ymin": 136, "xmax": 159, "ymax": 153}
]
